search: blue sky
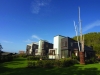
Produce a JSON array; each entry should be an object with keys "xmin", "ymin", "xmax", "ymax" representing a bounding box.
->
[{"xmin": 0, "ymin": 0, "xmax": 100, "ymax": 53}]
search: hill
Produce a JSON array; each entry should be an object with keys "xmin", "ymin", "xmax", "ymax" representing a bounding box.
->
[{"xmin": 73, "ymin": 32, "xmax": 100, "ymax": 55}]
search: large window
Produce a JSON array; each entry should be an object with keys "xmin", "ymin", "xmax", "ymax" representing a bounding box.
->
[
  {"xmin": 35, "ymin": 50, "xmax": 38, "ymax": 53},
  {"xmin": 64, "ymin": 41, "xmax": 67, "ymax": 47},
  {"xmin": 49, "ymin": 50, "xmax": 55, "ymax": 55},
  {"xmin": 61, "ymin": 50, "xmax": 68, "ymax": 58},
  {"xmin": 61, "ymin": 41, "xmax": 67, "ymax": 47}
]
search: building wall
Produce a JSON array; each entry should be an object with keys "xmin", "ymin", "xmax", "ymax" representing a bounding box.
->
[
  {"xmin": 31, "ymin": 44, "xmax": 38, "ymax": 55},
  {"xmin": 38, "ymin": 40, "xmax": 44, "ymax": 55},
  {"xmin": 19, "ymin": 51, "xmax": 25, "ymax": 54},
  {"xmin": 26, "ymin": 43, "xmax": 38, "ymax": 55},
  {"xmin": 43, "ymin": 42, "xmax": 53, "ymax": 55},
  {"xmin": 26, "ymin": 44, "xmax": 31, "ymax": 55},
  {"xmin": 38, "ymin": 40, "xmax": 53, "ymax": 56},
  {"xmin": 53, "ymin": 35, "xmax": 65, "ymax": 59},
  {"xmin": 60, "ymin": 36, "xmax": 95, "ymax": 59}
]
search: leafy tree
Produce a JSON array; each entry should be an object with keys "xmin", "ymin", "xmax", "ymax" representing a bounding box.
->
[{"xmin": 73, "ymin": 32, "xmax": 100, "ymax": 55}]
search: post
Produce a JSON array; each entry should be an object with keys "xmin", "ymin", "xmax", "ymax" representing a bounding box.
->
[
  {"xmin": 78, "ymin": 7, "xmax": 85, "ymax": 64},
  {"xmin": 74, "ymin": 21, "xmax": 80, "ymax": 51}
]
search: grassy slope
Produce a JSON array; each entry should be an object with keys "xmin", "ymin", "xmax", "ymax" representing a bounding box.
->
[{"xmin": 0, "ymin": 57, "xmax": 100, "ymax": 75}]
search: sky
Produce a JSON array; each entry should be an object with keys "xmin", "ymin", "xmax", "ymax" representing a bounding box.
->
[{"xmin": 0, "ymin": 0, "xmax": 100, "ymax": 53}]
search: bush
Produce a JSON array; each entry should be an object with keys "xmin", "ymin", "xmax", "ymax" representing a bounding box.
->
[
  {"xmin": 54, "ymin": 60, "xmax": 62, "ymax": 67},
  {"xmin": 36, "ymin": 60, "xmax": 43, "ymax": 68},
  {"xmin": 22, "ymin": 54, "xmax": 27, "ymax": 58},
  {"xmin": 27, "ymin": 61, "xmax": 36, "ymax": 68},
  {"xmin": 36, "ymin": 60, "xmax": 54, "ymax": 68},
  {"xmin": 27, "ymin": 58, "xmax": 78, "ymax": 68},
  {"xmin": 42, "ymin": 60, "xmax": 54, "ymax": 68},
  {"xmin": 59, "ymin": 58, "xmax": 74, "ymax": 67},
  {"xmin": 85, "ymin": 57, "xmax": 97, "ymax": 64},
  {"xmin": 0, "ymin": 55, "xmax": 13, "ymax": 63},
  {"xmin": 27, "ymin": 56, "xmax": 40, "ymax": 61}
]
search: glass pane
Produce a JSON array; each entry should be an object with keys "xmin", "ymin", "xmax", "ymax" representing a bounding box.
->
[
  {"xmin": 64, "ymin": 50, "xmax": 68, "ymax": 58},
  {"xmin": 61, "ymin": 50, "xmax": 68, "ymax": 58}
]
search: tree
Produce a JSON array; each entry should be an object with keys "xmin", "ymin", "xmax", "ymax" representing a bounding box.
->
[
  {"xmin": 73, "ymin": 32, "xmax": 100, "ymax": 55},
  {"xmin": 0, "ymin": 43, "xmax": 3, "ymax": 61}
]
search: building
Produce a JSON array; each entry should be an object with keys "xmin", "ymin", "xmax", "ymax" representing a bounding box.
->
[
  {"xmin": 49, "ymin": 35, "xmax": 65, "ymax": 59},
  {"xmin": 26, "ymin": 40, "xmax": 53, "ymax": 56},
  {"xmin": 38, "ymin": 40, "xmax": 53, "ymax": 56},
  {"xmin": 49, "ymin": 35, "xmax": 95, "ymax": 59},
  {"xmin": 19, "ymin": 50, "xmax": 25, "ymax": 54},
  {"xmin": 26, "ymin": 42, "xmax": 38, "ymax": 55}
]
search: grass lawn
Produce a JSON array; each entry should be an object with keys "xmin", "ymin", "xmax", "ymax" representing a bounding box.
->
[{"xmin": 0, "ymin": 57, "xmax": 100, "ymax": 75}]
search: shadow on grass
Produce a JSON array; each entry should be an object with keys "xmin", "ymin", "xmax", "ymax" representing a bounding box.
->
[
  {"xmin": 0, "ymin": 58, "xmax": 100, "ymax": 75},
  {"xmin": 13, "ymin": 57, "xmax": 27, "ymax": 61},
  {"xmin": 0, "ymin": 65, "xmax": 100, "ymax": 75}
]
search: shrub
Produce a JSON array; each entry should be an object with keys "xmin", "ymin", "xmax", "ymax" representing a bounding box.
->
[
  {"xmin": 85, "ymin": 57, "xmax": 97, "ymax": 64},
  {"xmin": 60, "ymin": 58, "xmax": 73, "ymax": 67},
  {"xmin": 22, "ymin": 54, "xmax": 27, "ymax": 58},
  {"xmin": 42, "ymin": 60, "xmax": 54, "ymax": 68},
  {"xmin": 54, "ymin": 60, "xmax": 62, "ymax": 67},
  {"xmin": 27, "ymin": 56, "xmax": 40, "ymax": 61},
  {"xmin": 73, "ymin": 59, "xmax": 79, "ymax": 64},
  {"xmin": 27, "ymin": 61, "xmax": 36, "ymax": 68},
  {"xmin": 27, "ymin": 58, "xmax": 78, "ymax": 68},
  {"xmin": 0, "ymin": 55, "xmax": 13, "ymax": 63},
  {"xmin": 36, "ymin": 60, "xmax": 43, "ymax": 68}
]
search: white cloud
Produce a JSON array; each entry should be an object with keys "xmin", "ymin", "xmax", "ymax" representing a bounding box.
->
[
  {"xmin": 32, "ymin": 35, "xmax": 41, "ymax": 40},
  {"xmin": 31, "ymin": 0, "xmax": 51, "ymax": 14},
  {"xmin": 83, "ymin": 20, "xmax": 100, "ymax": 32},
  {"xmin": 2, "ymin": 40, "xmax": 13, "ymax": 43},
  {"xmin": 24, "ymin": 39, "xmax": 33, "ymax": 43}
]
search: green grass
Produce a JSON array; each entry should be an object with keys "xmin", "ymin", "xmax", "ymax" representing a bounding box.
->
[{"xmin": 0, "ymin": 57, "xmax": 100, "ymax": 75}]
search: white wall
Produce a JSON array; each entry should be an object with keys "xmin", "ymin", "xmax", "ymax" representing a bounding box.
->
[
  {"xmin": 27, "ymin": 43, "xmax": 33, "ymax": 54},
  {"xmin": 38, "ymin": 40, "xmax": 43, "ymax": 55},
  {"xmin": 27, "ymin": 43, "xmax": 37, "ymax": 54},
  {"xmin": 53, "ymin": 35, "xmax": 65, "ymax": 59}
]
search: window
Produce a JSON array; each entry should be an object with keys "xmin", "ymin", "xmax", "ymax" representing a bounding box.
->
[
  {"xmin": 49, "ymin": 50, "xmax": 55, "ymax": 55},
  {"xmin": 28, "ymin": 46, "xmax": 31, "ymax": 49},
  {"xmin": 71, "ymin": 42, "xmax": 73, "ymax": 47},
  {"xmin": 61, "ymin": 41, "xmax": 64, "ymax": 47},
  {"xmin": 64, "ymin": 41, "xmax": 67, "ymax": 47},
  {"xmin": 42, "ymin": 43, "xmax": 44, "ymax": 48},
  {"xmin": 61, "ymin": 50, "xmax": 68, "ymax": 58},
  {"xmin": 34, "ymin": 46, "xmax": 35, "ymax": 48},
  {"xmin": 35, "ymin": 50, "xmax": 38, "ymax": 53},
  {"xmin": 46, "ymin": 44, "xmax": 48, "ymax": 47}
]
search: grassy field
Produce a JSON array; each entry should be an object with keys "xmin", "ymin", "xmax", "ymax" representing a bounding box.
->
[{"xmin": 0, "ymin": 57, "xmax": 100, "ymax": 75}]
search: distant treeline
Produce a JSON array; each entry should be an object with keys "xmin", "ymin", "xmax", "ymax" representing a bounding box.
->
[{"xmin": 73, "ymin": 32, "xmax": 100, "ymax": 55}]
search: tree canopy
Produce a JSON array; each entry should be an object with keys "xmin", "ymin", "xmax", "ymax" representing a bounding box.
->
[
  {"xmin": 73, "ymin": 32, "xmax": 100, "ymax": 55},
  {"xmin": 0, "ymin": 43, "xmax": 3, "ymax": 51}
]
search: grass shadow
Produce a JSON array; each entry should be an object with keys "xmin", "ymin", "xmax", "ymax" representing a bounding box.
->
[{"xmin": 0, "ymin": 58, "xmax": 100, "ymax": 75}]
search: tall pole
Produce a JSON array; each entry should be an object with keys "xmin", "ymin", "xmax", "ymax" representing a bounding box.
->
[
  {"xmin": 78, "ymin": 7, "xmax": 84, "ymax": 52},
  {"xmin": 74, "ymin": 21, "xmax": 80, "ymax": 51},
  {"xmin": 78, "ymin": 7, "xmax": 85, "ymax": 64}
]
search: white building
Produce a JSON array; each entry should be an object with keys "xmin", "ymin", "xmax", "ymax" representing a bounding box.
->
[
  {"xmin": 49, "ymin": 35, "xmax": 66, "ymax": 59},
  {"xmin": 38, "ymin": 40, "xmax": 44, "ymax": 55}
]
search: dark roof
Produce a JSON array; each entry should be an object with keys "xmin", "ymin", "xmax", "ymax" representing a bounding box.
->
[
  {"xmin": 54, "ymin": 35, "xmax": 67, "ymax": 38},
  {"xmin": 40, "ymin": 40, "xmax": 53, "ymax": 44}
]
